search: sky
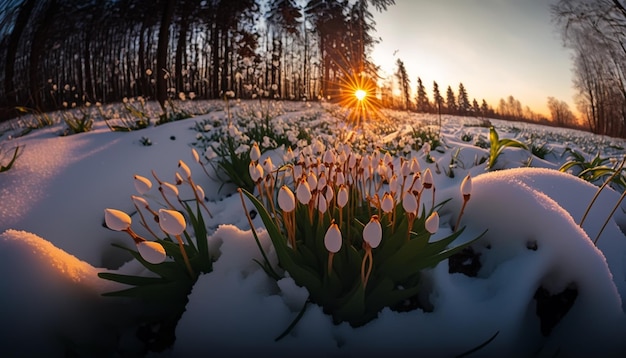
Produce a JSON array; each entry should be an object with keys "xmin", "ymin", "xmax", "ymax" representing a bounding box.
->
[{"xmin": 370, "ymin": 0, "xmax": 575, "ymax": 117}]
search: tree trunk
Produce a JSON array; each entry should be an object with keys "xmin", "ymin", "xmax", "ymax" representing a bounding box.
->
[
  {"xmin": 5, "ymin": 0, "xmax": 36, "ymax": 108},
  {"xmin": 156, "ymin": 0, "xmax": 175, "ymax": 110}
]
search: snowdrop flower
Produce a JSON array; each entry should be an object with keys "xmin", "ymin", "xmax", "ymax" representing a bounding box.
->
[
  {"xmin": 133, "ymin": 175, "xmax": 152, "ymax": 195},
  {"xmin": 335, "ymin": 170, "xmax": 345, "ymax": 186},
  {"xmin": 307, "ymin": 171, "xmax": 318, "ymax": 191},
  {"xmin": 178, "ymin": 160, "xmax": 192, "ymax": 179},
  {"xmin": 136, "ymin": 241, "xmax": 166, "ymax": 264},
  {"xmin": 104, "ymin": 208, "xmax": 131, "ymax": 231},
  {"xmin": 205, "ymin": 146, "xmax": 217, "ymax": 160},
  {"xmin": 195, "ymin": 184, "xmax": 205, "ymax": 200},
  {"xmin": 402, "ymin": 191, "xmax": 418, "ymax": 215},
  {"xmin": 324, "ymin": 185, "xmax": 334, "ymax": 203},
  {"xmin": 161, "ymin": 182, "xmax": 179, "ymax": 197},
  {"xmin": 191, "ymin": 148, "xmax": 200, "ymax": 163},
  {"xmin": 410, "ymin": 173, "xmax": 423, "ymax": 193},
  {"xmin": 425, "ymin": 212, "xmax": 439, "ymax": 234},
  {"xmin": 381, "ymin": 192, "xmax": 394, "ymax": 214},
  {"xmin": 296, "ymin": 177, "xmax": 312, "ymax": 204},
  {"xmin": 422, "ymin": 168, "xmax": 433, "ymax": 189},
  {"xmin": 278, "ymin": 185, "xmax": 296, "ymax": 212},
  {"xmin": 175, "ymin": 172, "xmax": 184, "ymax": 185},
  {"xmin": 423, "ymin": 142, "xmax": 431, "ymax": 155},
  {"xmin": 131, "ymin": 195, "xmax": 150, "ymax": 209},
  {"xmin": 363, "ymin": 215, "xmax": 382, "ymax": 249},
  {"xmin": 158, "ymin": 209, "xmax": 186, "ymax": 236},
  {"xmin": 410, "ymin": 157, "xmax": 421, "ymax": 174},
  {"xmin": 323, "ymin": 149, "xmax": 336, "ymax": 166},
  {"xmin": 460, "ymin": 174, "xmax": 472, "ymax": 199},
  {"xmin": 324, "ymin": 222, "xmax": 342, "ymax": 253},
  {"xmin": 284, "ymin": 147, "xmax": 294, "ymax": 163},
  {"xmin": 250, "ymin": 142, "xmax": 261, "ymax": 162},
  {"xmin": 317, "ymin": 195, "xmax": 328, "ymax": 214},
  {"xmin": 337, "ymin": 185, "xmax": 349, "ymax": 208},
  {"xmin": 249, "ymin": 162, "xmax": 263, "ymax": 183},
  {"xmin": 263, "ymin": 157, "xmax": 275, "ymax": 176}
]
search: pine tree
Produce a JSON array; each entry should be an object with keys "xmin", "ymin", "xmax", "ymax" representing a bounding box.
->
[
  {"xmin": 472, "ymin": 98, "xmax": 480, "ymax": 116},
  {"xmin": 445, "ymin": 85, "xmax": 457, "ymax": 114},
  {"xmin": 395, "ymin": 58, "xmax": 411, "ymax": 110},
  {"xmin": 415, "ymin": 77, "xmax": 430, "ymax": 112},
  {"xmin": 457, "ymin": 82, "xmax": 470, "ymax": 115},
  {"xmin": 432, "ymin": 81, "xmax": 443, "ymax": 114}
]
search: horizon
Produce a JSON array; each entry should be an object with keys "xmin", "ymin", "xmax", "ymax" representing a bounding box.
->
[{"xmin": 370, "ymin": 0, "xmax": 575, "ymax": 118}]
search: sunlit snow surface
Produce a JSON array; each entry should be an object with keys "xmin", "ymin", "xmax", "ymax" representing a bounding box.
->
[{"xmin": 1, "ymin": 100, "xmax": 626, "ymax": 356}]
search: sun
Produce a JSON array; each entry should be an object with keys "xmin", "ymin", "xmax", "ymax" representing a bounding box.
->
[
  {"xmin": 335, "ymin": 71, "xmax": 382, "ymax": 126},
  {"xmin": 355, "ymin": 89, "xmax": 367, "ymax": 101}
]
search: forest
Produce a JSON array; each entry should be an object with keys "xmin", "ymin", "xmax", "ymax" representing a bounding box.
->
[{"xmin": 1, "ymin": 0, "xmax": 626, "ymax": 137}]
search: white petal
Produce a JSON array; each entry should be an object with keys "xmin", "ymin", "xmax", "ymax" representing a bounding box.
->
[
  {"xmin": 158, "ymin": 209, "xmax": 186, "ymax": 236},
  {"xmin": 137, "ymin": 241, "xmax": 167, "ymax": 264},
  {"xmin": 104, "ymin": 208, "xmax": 131, "ymax": 231}
]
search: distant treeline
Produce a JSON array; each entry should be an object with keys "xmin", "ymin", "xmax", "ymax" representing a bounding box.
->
[{"xmin": 0, "ymin": 0, "xmax": 394, "ymax": 121}]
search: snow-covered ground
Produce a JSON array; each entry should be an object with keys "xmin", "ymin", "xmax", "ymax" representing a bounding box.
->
[{"xmin": 1, "ymin": 99, "xmax": 626, "ymax": 357}]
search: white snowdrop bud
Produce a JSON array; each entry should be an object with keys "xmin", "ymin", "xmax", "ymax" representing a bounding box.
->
[
  {"xmin": 133, "ymin": 175, "xmax": 152, "ymax": 195},
  {"xmin": 278, "ymin": 185, "xmax": 296, "ymax": 212},
  {"xmin": 324, "ymin": 222, "xmax": 342, "ymax": 253},
  {"xmin": 323, "ymin": 149, "xmax": 336, "ymax": 166},
  {"xmin": 402, "ymin": 191, "xmax": 418, "ymax": 215},
  {"xmin": 161, "ymin": 182, "xmax": 179, "ymax": 197},
  {"xmin": 363, "ymin": 215, "xmax": 382, "ymax": 249},
  {"xmin": 410, "ymin": 158, "xmax": 421, "ymax": 174},
  {"xmin": 401, "ymin": 159, "xmax": 411, "ymax": 177},
  {"xmin": 461, "ymin": 174, "xmax": 472, "ymax": 199},
  {"xmin": 307, "ymin": 171, "xmax": 318, "ymax": 191},
  {"xmin": 410, "ymin": 173, "xmax": 423, "ymax": 193},
  {"xmin": 263, "ymin": 157, "xmax": 275, "ymax": 176},
  {"xmin": 325, "ymin": 185, "xmax": 334, "ymax": 203},
  {"xmin": 175, "ymin": 172, "xmax": 184, "ymax": 185},
  {"xmin": 389, "ymin": 174, "xmax": 400, "ymax": 194},
  {"xmin": 250, "ymin": 142, "xmax": 261, "ymax": 162},
  {"xmin": 381, "ymin": 192, "xmax": 394, "ymax": 213},
  {"xmin": 191, "ymin": 148, "xmax": 200, "ymax": 163},
  {"xmin": 195, "ymin": 184, "xmax": 205, "ymax": 200},
  {"xmin": 423, "ymin": 142, "xmax": 431, "ymax": 154},
  {"xmin": 131, "ymin": 195, "xmax": 150, "ymax": 209},
  {"xmin": 158, "ymin": 209, "xmax": 186, "ymax": 236},
  {"xmin": 296, "ymin": 177, "xmax": 312, "ymax": 204},
  {"xmin": 137, "ymin": 241, "xmax": 166, "ymax": 264},
  {"xmin": 422, "ymin": 168, "xmax": 433, "ymax": 189},
  {"xmin": 337, "ymin": 185, "xmax": 349, "ymax": 208},
  {"xmin": 178, "ymin": 160, "xmax": 192, "ymax": 179},
  {"xmin": 383, "ymin": 152, "xmax": 393, "ymax": 166},
  {"xmin": 249, "ymin": 162, "xmax": 263, "ymax": 182},
  {"xmin": 317, "ymin": 195, "xmax": 328, "ymax": 214},
  {"xmin": 317, "ymin": 172, "xmax": 327, "ymax": 191},
  {"xmin": 104, "ymin": 209, "xmax": 131, "ymax": 231},
  {"xmin": 293, "ymin": 164, "xmax": 303, "ymax": 179},
  {"xmin": 284, "ymin": 147, "xmax": 294, "ymax": 162},
  {"xmin": 335, "ymin": 170, "xmax": 345, "ymax": 186},
  {"xmin": 425, "ymin": 212, "xmax": 439, "ymax": 234}
]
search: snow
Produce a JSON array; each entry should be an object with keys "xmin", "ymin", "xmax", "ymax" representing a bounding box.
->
[{"xmin": 1, "ymin": 100, "xmax": 626, "ymax": 356}]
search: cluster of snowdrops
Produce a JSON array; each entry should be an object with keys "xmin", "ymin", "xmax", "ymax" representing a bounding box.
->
[{"xmin": 103, "ymin": 136, "xmax": 482, "ymax": 327}]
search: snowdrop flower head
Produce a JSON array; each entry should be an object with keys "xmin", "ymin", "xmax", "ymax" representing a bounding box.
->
[
  {"xmin": 317, "ymin": 195, "xmax": 328, "ymax": 214},
  {"xmin": 402, "ymin": 191, "xmax": 418, "ymax": 215},
  {"xmin": 337, "ymin": 184, "xmax": 349, "ymax": 208},
  {"xmin": 195, "ymin": 184, "xmax": 205, "ymax": 200},
  {"xmin": 363, "ymin": 215, "xmax": 382, "ymax": 249},
  {"xmin": 137, "ymin": 241, "xmax": 166, "ymax": 264},
  {"xmin": 191, "ymin": 148, "xmax": 200, "ymax": 163},
  {"xmin": 161, "ymin": 182, "xmax": 179, "ymax": 197},
  {"xmin": 131, "ymin": 195, "xmax": 149, "ymax": 209},
  {"xmin": 425, "ymin": 212, "xmax": 439, "ymax": 234},
  {"xmin": 158, "ymin": 209, "xmax": 186, "ymax": 236},
  {"xmin": 249, "ymin": 162, "xmax": 263, "ymax": 183},
  {"xmin": 381, "ymin": 192, "xmax": 394, "ymax": 213},
  {"xmin": 178, "ymin": 160, "xmax": 191, "ymax": 179},
  {"xmin": 278, "ymin": 185, "xmax": 296, "ymax": 212},
  {"xmin": 296, "ymin": 177, "xmax": 312, "ymax": 204},
  {"xmin": 104, "ymin": 208, "xmax": 132, "ymax": 231},
  {"xmin": 461, "ymin": 174, "xmax": 472, "ymax": 199},
  {"xmin": 263, "ymin": 157, "xmax": 274, "ymax": 175},
  {"xmin": 250, "ymin": 142, "xmax": 261, "ymax": 162},
  {"xmin": 422, "ymin": 168, "xmax": 433, "ymax": 189},
  {"xmin": 133, "ymin": 175, "xmax": 152, "ymax": 195},
  {"xmin": 324, "ymin": 222, "xmax": 342, "ymax": 253},
  {"xmin": 175, "ymin": 172, "xmax": 184, "ymax": 185}
]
